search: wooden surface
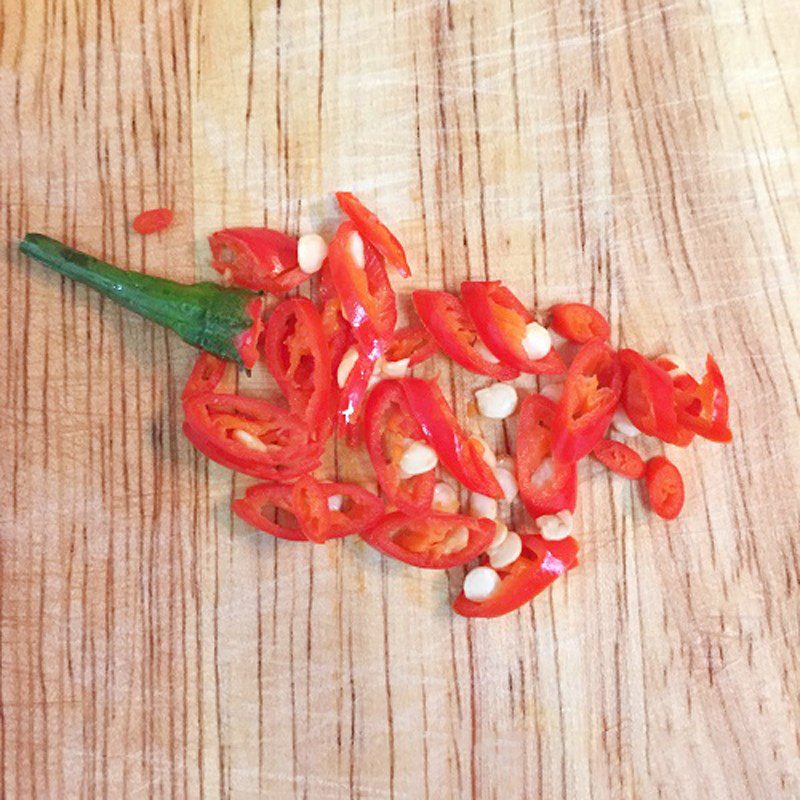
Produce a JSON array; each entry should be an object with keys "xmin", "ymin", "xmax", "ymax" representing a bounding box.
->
[{"xmin": 1, "ymin": 1, "xmax": 799, "ymax": 797}]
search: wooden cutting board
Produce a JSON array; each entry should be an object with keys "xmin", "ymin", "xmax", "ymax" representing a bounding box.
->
[{"xmin": 1, "ymin": 1, "xmax": 798, "ymax": 797}]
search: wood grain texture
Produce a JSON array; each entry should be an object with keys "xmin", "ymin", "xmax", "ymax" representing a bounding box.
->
[{"xmin": 1, "ymin": 0, "xmax": 799, "ymax": 797}]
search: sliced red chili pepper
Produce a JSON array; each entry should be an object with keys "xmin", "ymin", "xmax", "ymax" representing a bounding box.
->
[
  {"xmin": 516, "ymin": 393, "xmax": 577, "ymax": 517},
  {"xmin": 644, "ymin": 455, "xmax": 685, "ymax": 519},
  {"xmin": 263, "ymin": 297, "xmax": 332, "ymax": 431},
  {"xmin": 674, "ymin": 355, "xmax": 732, "ymax": 443},
  {"xmin": 460, "ymin": 281, "xmax": 565, "ymax": 374},
  {"xmin": 552, "ymin": 338, "xmax": 623, "ymax": 463},
  {"xmin": 361, "ymin": 511, "xmax": 495, "ymax": 569},
  {"xmin": 132, "ymin": 207, "xmax": 174, "ymax": 235},
  {"xmin": 183, "ymin": 392, "xmax": 322, "ymax": 481},
  {"xmin": 290, "ymin": 476, "xmax": 333, "ymax": 543},
  {"xmin": 401, "ymin": 377, "xmax": 503, "ymax": 498},
  {"xmin": 232, "ymin": 484, "xmax": 308, "ymax": 541},
  {"xmin": 335, "ymin": 191, "xmax": 411, "ymax": 278},
  {"xmin": 327, "ymin": 221, "xmax": 397, "ymax": 357},
  {"xmin": 208, "ymin": 227, "xmax": 307, "ymax": 295},
  {"xmin": 337, "ymin": 349, "xmax": 378, "ymax": 446},
  {"xmin": 618, "ymin": 349, "xmax": 679, "ymax": 443},
  {"xmin": 413, "ymin": 290, "xmax": 519, "ymax": 380},
  {"xmin": 549, "ymin": 303, "xmax": 610, "ymax": 344},
  {"xmin": 453, "ymin": 535, "xmax": 578, "ymax": 618},
  {"xmin": 364, "ymin": 380, "xmax": 436, "ymax": 516},
  {"xmin": 181, "ymin": 351, "xmax": 236, "ymax": 402},
  {"xmin": 383, "ymin": 324, "xmax": 439, "ymax": 368},
  {"xmin": 592, "ymin": 438, "xmax": 645, "ymax": 479}
]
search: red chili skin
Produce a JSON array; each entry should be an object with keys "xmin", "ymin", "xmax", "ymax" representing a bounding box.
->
[
  {"xmin": 412, "ymin": 290, "xmax": 519, "ymax": 380},
  {"xmin": 208, "ymin": 227, "xmax": 308, "ymax": 295},
  {"xmin": 132, "ymin": 207, "xmax": 174, "ymax": 235},
  {"xmin": 233, "ymin": 297, "xmax": 266, "ymax": 369},
  {"xmin": 361, "ymin": 511, "xmax": 495, "ymax": 569},
  {"xmin": 383, "ymin": 324, "xmax": 439, "ymax": 368},
  {"xmin": 337, "ymin": 349, "xmax": 378, "ymax": 446},
  {"xmin": 516, "ymin": 393, "xmax": 578, "ymax": 517},
  {"xmin": 644, "ymin": 455, "xmax": 685, "ymax": 519},
  {"xmin": 551, "ymin": 338, "xmax": 623, "ymax": 463},
  {"xmin": 364, "ymin": 380, "xmax": 436, "ymax": 516},
  {"xmin": 674, "ymin": 355, "xmax": 732, "ymax": 443},
  {"xmin": 460, "ymin": 281, "xmax": 565, "ymax": 374},
  {"xmin": 592, "ymin": 438, "xmax": 646, "ymax": 479},
  {"xmin": 335, "ymin": 191, "xmax": 411, "ymax": 278},
  {"xmin": 181, "ymin": 351, "xmax": 235, "ymax": 402},
  {"xmin": 618, "ymin": 349, "xmax": 679, "ymax": 443},
  {"xmin": 232, "ymin": 483, "xmax": 308, "ymax": 541},
  {"xmin": 549, "ymin": 303, "xmax": 610, "ymax": 343},
  {"xmin": 183, "ymin": 392, "xmax": 323, "ymax": 481},
  {"xmin": 400, "ymin": 377, "xmax": 503, "ymax": 498},
  {"xmin": 263, "ymin": 297, "xmax": 332, "ymax": 432},
  {"xmin": 327, "ymin": 221, "xmax": 397, "ymax": 358},
  {"xmin": 453, "ymin": 535, "xmax": 579, "ymax": 618}
]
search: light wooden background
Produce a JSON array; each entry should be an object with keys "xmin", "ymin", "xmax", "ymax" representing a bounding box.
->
[{"xmin": 1, "ymin": 0, "xmax": 799, "ymax": 798}]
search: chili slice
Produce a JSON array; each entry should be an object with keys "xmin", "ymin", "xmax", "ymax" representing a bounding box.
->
[
  {"xmin": 337, "ymin": 349, "xmax": 378, "ymax": 446},
  {"xmin": 644, "ymin": 455, "xmax": 685, "ymax": 519},
  {"xmin": 460, "ymin": 281, "xmax": 565, "ymax": 374},
  {"xmin": 263, "ymin": 297, "xmax": 332, "ymax": 432},
  {"xmin": 552, "ymin": 338, "xmax": 623, "ymax": 463},
  {"xmin": 413, "ymin": 290, "xmax": 519, "ymax": 380},
  {"xmin": 592, "ymin": 438, "xmax": 646, "ymax": 479},
  {"xmin": 516, "ymin": 393, "xmax": 577, "ymax": 517},
  {"xmin": 364, "ymin": 380, "xmax": 436, "ymax": 516},
  {"xmin": 618, "ymin": 349, "xmax": 679, "ymax": 443},
  {"xmin": 383, "ymin": 324, "xmax": 439, "ymax": 368},
  {"xmin": 208, "ymin": 227, "xmax": 308, "ymax": 295},
  {"xmin": 183, "ymin": 392, "xmax": 323, "ymax": 481},
  {"xmin": 232, "ymin": 484, "xmax": 309, "ymax": 541},
  {"xmin": 674, "ymin": 355, "xmax": 732, "ymax": 443},
  {"xmin": 401, "ymin": 377, "xmax": 503, "ymax": 498},
  {"xmin": 328, "ymin": 221, "xmax": 397, "ymax": 357},
  {"xmin": 453, "ymin": 535, "xmax": 578, "ymax": 618},
  {"xmin": 362, "ymin": 511, "xmax": 495, "ymax": 569}
]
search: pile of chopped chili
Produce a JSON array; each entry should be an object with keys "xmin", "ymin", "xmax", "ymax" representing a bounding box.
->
[{"xmin": 19, "ymin": 195, "xmax": 732, "ymax": 619}]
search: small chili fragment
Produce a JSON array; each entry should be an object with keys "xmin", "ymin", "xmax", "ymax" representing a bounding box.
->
[
  {"xmin": 644, "ymin": 455, "xmax": 685, "ymax": 519},
  {"xmin": 132, "ymin": 208, "xmax": 174, "ymax": 235},
  {"xmin": 618, "ymin": 349, "xmax": 679, "ymax": 443},
  {"xmin": 592, "ymin": 439, "xmax": 645, "ymax": 479}
]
